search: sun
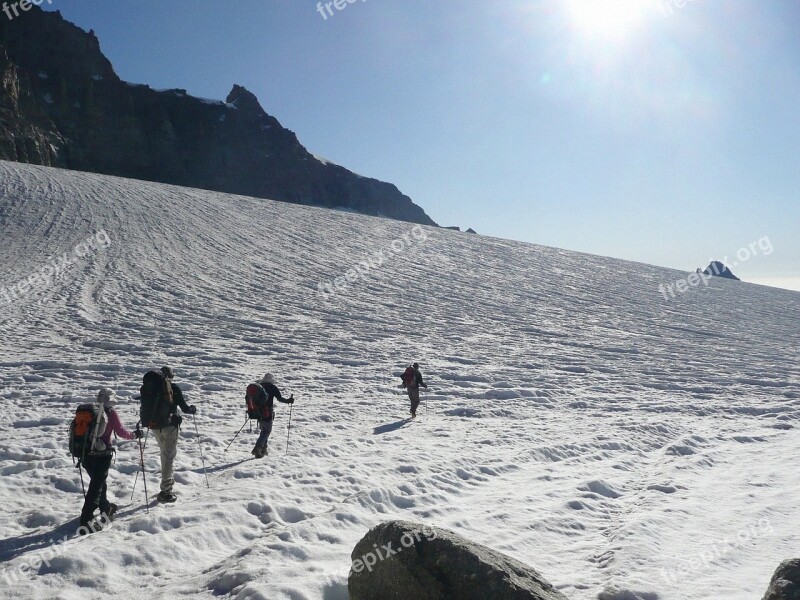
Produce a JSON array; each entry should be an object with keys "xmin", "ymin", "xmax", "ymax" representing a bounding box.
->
[{"xmin": 563, "ymin": 0, "xmax": 651, "ymax": 41}]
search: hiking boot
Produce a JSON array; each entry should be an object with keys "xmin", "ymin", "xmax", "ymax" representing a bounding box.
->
[
  {"xmin": 157, "ymin": 491, "xmax": 178, "ymax": 503},
  {"xmin": 253, "ymin": 447, "xmax": 265, "ymax": 459},
  {"xmin": 105, "ymin": 503, "xmax": 119, "ymax": 520},
  {"xmin": 79, "ymin": 519, "xmax": 102, "ymax": 535}
]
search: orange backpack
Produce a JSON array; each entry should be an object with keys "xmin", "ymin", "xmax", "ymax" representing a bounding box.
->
[{"xmin": 69, "ymin": 403, "xmax": 108, "ymax": 459}]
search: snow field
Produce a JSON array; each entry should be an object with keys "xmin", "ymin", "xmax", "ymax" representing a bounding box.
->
[{"xmin": 0, "ymin": 161, "xmax": 798, "ymax": 600}]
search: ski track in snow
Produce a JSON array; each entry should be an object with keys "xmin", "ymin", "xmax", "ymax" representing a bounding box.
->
[{"xmin": 0, "ymin": 161, "xmax": 798, "ymax": 600}]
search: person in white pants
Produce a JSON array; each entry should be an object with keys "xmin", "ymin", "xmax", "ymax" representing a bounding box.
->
[{"xmin": 151, "ymin": 366, "xmax": 196, "ymax": 503}]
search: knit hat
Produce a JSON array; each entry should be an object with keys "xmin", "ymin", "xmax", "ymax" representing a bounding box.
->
[
  {"xmin": 260, "ymin": 373, "xmax": 275, "ymax": 384},
  {"xmin": 97, "ymin": 388, "xmax": 116, "ymax": 406}
]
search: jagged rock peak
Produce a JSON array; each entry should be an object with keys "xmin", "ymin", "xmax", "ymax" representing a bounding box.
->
[
  {"xmin": 0, "ymin": 6, "xmax": 118, "ymax": 83},
  {"xmin": 226, "ymin": 85, "xmax": 267, "ymax": 116}
]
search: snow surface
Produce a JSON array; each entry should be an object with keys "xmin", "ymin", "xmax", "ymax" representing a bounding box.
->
[{"xmin": 0, "ymin": 161, "xmax": 798, "ymax": 600}]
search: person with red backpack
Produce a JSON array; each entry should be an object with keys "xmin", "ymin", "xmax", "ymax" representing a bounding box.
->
[
  {"xmin": 76, "ymin": 388, "xmax": 141, "ymax": 533},
  {"xmin": 401, "ymin": 362, "xmax": 427, "ymax": 418},
  {"xmin": 247, "ymin": 373, "xmax": 294, "ymax": 458}
]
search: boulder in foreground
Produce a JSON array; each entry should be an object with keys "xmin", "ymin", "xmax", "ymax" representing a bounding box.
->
[
  {"xmin": 348, "ymin": 520, "xmax": 569, "ymax": 600},
  {"xmin": 763, "ymin": 559, "xmax": 800, "ymax": 600}
]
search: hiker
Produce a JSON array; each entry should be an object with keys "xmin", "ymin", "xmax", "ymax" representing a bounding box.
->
[
  {"xmin": 78, "ymin": 388, "xmax": 141, "ymax": 532},
  {"xmin": 249, "ymin": 373, "xmax": 294, "ymax": 458},
  {"xmin": 401, "ymin": 362, "xmax": 427, "ymax": 418},
  {"xmin": 141, "ymin": 366, "xmax": 196, "ymax": 503}
]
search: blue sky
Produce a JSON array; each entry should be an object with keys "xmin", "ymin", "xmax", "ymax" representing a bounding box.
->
[{"xmin": 42, "ymin": 1, "xmax": 799, "ymax": 290}]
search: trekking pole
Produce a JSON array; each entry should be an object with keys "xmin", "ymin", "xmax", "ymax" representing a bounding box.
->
[
  {"xmin": 192, "ymin": 414, "xmax": 210, "ymax": 488},
  {"xmin": 285, "ymin": 399, "xmax": 294, "ymax": 455},
  {"xmin": 77, "ymin": 461, "xmax": 86, "ymax": 499},
  {"xmin": 131, "ymin": 428, "xmax": 150, "ymax": 500},
  {"xmin": 426, "ymin": 382, "xmax": 431, "ymax": 415},
  {"xmin": 224, "ymin": 417, "xmax": 250, "ymax": 453},
  {"xmin": 135, "ymin": 423, "xmax": 150, "ymax": 514}
]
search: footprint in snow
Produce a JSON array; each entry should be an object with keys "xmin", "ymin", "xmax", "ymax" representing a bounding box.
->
[
  {"xmin": 579, "ymin": 480, "xmax": 622, "ymax": 499},
  {"xmin": 647, "ymin": 484, "xmax": 678, "ymax": 494},
  {"xmin": 276, "ymin": 506, "xmax": 313, "ymax": 524}
]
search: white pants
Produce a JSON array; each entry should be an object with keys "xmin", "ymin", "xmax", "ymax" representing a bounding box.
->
[{"xmin": 152, "ymin": 425, "xmax": 179, "ymax": 494}]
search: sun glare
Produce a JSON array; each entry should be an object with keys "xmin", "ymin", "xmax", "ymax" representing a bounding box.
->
[{"xmin": 564, "ymin": 0, "xmax": 651, "ymax": 41}]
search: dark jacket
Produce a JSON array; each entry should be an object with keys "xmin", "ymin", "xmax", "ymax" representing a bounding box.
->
[
  {"xmin": 141, "ymin": 380, "xmax": 189, "ymax": 430},
  {"xmin": 254, "ymin": 381, "xmax": 291, "ymax": 422},
  {"xmin": 413, "ymin": 369, "xmax": 426, "ymax": 389},
  {"xmin": 170, "ymin": 383, "xmax": 192, "ymax": 415}
]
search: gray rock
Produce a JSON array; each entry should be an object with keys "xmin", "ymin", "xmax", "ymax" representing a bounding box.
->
[
  {"xmin": 763, "ymin": 559, "xmax": 800, "ymax": 600},
  {"xmin": 348, "ymin": 520, "xmax": 569, "ymax": 600}
]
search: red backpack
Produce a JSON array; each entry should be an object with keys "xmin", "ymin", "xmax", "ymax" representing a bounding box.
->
[
  {"xmin": 402, "ymin": 366, "xmax": 416, "ymax": 388},
  {"xmin": 245, "ymin": 383, "xmax": 270, "ymax": 420}
]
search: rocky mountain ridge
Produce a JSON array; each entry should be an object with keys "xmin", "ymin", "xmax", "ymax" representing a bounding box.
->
[{"xmin": 0, "ymin": 7, "xmax": 436, "ymax": 225}]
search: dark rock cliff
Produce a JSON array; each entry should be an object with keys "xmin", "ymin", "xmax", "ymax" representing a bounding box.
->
[{"xmin": 0, "ymin": 7, "xmax": 436, "ymax": 225}]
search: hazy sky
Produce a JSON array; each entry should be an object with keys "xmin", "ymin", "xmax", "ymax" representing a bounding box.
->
[{"xmin": 42, "ymin": 1, "xmax": 799, "ymax": 290}]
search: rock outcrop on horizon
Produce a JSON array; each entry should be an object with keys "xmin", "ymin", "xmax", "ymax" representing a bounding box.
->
[
  {"xmin": 0, "ymin": 7, "xmax": 436, "ymax": 226},
  {"xmin": 701, "ymin": 261, "xmax": 741, "ymax": 281},
  {"xmin": 348, "ymin": 520, "xmax": 569, "ymax": 600}
]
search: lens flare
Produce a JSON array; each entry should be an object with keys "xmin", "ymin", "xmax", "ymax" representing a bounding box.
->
[{"xmin": 564, "ymin": 0, "xmax": 651, "ymax": 40}]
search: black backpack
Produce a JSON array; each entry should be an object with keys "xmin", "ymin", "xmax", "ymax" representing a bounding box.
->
[
  {"xmin": 69, "ymin": 403, "xmax": 109, "ymax": 459},
  {"xmin": 140, "ymin": 370, "xmax": 174, "ymax": 429}
]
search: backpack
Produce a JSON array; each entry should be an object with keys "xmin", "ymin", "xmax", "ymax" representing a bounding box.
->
[
  {"xmin": 69, "ymin": 403, "xmax": 108, "ymax": 459},
  {"xmin": 140, "ymin": 370, "xmax": 174, "ymax": 429},
  {"xmin": 402, "ymin": 366, "xmax": 416, "ymax": 388},
  {"xmin": 245, "ymin": 383, "xmax": 270, "ymax": 420}
]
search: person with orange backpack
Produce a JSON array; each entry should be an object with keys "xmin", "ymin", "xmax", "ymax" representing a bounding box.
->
[
  {"xmin": 70, "ymin": 388, "xmax": 141, "ymax": 533},
  {"xmin": 246, "ymin": 373, "xmax": 294, "ymax": 458},
  {"xmin": 401, "ymin": 362, "xmax": 427, "ymax": 418}
]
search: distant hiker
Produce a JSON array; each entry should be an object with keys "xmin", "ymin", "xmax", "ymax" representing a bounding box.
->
[
  {"xmin": 401, "ymin": 362, "xmax": 427, "ymax": 418},
  {"xmin": 139, "ymin": 366, "xmax": 196, "ymax": 503},
  {"xmin": 246, "ymin": 373, "xmax": 294, "ymax": 458},
  {"xmin": 72, "ymin": 388, "xmax": 141, "ymax": 533}
]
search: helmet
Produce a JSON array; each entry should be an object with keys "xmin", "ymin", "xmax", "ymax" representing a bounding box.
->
[
  {"xmin": 260, "ymin": 373, "xmax": 275, "ymax": 384},
  {"xmin": 161, "ymin": 366, "xmax": 175, "ymax": 380}
]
